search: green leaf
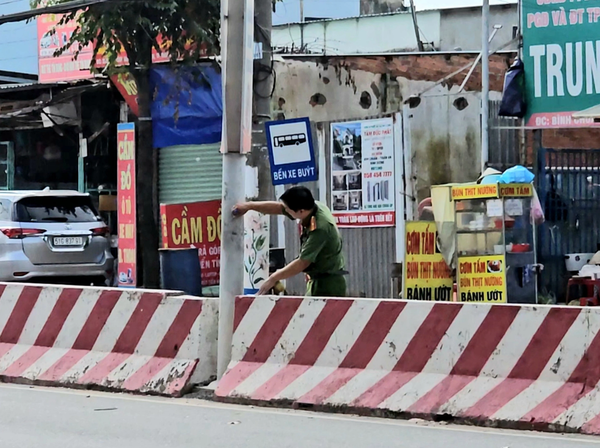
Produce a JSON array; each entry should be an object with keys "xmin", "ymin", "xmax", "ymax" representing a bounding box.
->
[
  {"xmin": 253, "ymin": 278, "xmax": 265, "ymax": 284},
  {"xmin": 255, "ymin": 235, "xmax": 266, "ymax": 251}
]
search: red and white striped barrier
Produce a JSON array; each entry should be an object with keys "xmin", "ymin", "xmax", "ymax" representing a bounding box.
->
[
  {"xmin": 216, "ymin": 296, "xmax": 600, "ymax": 435},
  {"xmin": 0, "ymin": 283, "xmax": 218, "ymax": 396}
]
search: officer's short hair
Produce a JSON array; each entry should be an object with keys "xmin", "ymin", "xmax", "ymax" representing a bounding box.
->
[{"xmin": 280, "ymin": 186, "xmax": 316, "ymax": 212}]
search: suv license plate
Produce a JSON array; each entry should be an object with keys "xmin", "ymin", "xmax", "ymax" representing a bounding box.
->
[{"xmin": 53, "ymin": 237, "xmax": 84, "ymax": 246}]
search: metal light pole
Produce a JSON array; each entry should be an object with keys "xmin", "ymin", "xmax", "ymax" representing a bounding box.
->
[
  {"xmin": 458, "ymin": 24, "xmax": 502, "ymax": 94},
  {"xmin": 481, "ymin": 0, "xmax": 490, "ymax": 173},
  {"xmin": 217, "ymin": 0, "xmax": 254, "ymax": 379}
]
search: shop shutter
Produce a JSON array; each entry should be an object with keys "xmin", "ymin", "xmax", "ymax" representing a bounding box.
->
[{"xmin": 158, "ymin": 144, "xmax": 222, "ymax": 205}]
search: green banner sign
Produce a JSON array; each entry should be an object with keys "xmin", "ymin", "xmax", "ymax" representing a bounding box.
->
[{"xmin": 523, "ymin": 0, "xmax": 600, "ymax": 128}]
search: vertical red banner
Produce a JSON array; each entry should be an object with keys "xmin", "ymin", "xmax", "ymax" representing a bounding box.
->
[{"xmin": 117, "ymin": 123, "xmax": 137, "ymax": 287}]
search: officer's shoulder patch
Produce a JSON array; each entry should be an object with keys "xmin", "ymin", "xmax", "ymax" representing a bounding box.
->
[{"xmin": 309, "ymin": 216, "xmax": 317, "ymax": 232}]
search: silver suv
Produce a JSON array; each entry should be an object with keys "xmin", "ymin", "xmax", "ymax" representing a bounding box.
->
[{"xmin": 0, "ymin": 190, "xmax": 114, "ymax": 285}]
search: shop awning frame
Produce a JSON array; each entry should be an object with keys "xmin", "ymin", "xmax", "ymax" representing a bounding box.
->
[
  {"xmin": 0, "ymin": 80, "xmax": 108, "ymax": 131},
  {"xmin": 572, "ymin": 104, "xmax": 600, "ymax": 121}
]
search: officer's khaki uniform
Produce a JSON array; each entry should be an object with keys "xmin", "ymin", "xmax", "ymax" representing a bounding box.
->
[{"xmin": 285, "ymin": 202, "xmax": 346, "ymax": 297}]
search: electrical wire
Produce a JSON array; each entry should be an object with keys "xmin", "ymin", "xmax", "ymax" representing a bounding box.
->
[
  {"xmin": 253, "ymin": 59, "xmax": 276, "ymax": 99},
  {"xmin": 0, "ymin": 55, "xmax": 37, "ymax": 61},
  {"xmin": 0, "ymin": 36, "xmax": 36, "ymax": 45},
  {"xmin": 0, "ymin": 23, "xmax": 30, "ymax": 32},
  {"xmin": 0, "ymin": 0, "xmax": 30, "ymax": 6}
]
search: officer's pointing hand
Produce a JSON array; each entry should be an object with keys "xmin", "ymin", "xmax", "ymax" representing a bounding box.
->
[{"xmin": 232, "ymin": 203, "xmax": 250, "ymax": 217}]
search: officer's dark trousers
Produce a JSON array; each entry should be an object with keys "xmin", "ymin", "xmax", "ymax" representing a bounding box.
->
[{"xmin": 306, "ymin": 275, "xmax": 347, "ymax": 297}]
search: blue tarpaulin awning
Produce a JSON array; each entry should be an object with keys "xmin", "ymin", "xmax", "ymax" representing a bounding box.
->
[{"xmin": 150, "ymin": 64, "xmax": 222, "ymax": 149}]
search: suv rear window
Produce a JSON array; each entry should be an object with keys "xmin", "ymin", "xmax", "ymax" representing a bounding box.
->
[{"xmin": 16, "ymin": 196, "xmax": 101, "ymax": 223}]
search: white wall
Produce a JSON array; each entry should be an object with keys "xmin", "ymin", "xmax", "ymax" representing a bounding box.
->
[
  {"xmin": 273, "ymin": 5, "xmax": 520, "ymax": 55},
  {"xmin": 439, "ymin": 4, "xmax": 519, "ymax": 52},
  {"xmin": 273, "ymin": 10, "xmax": 441, "ymax": 55},
  {"xmin": 407, "ymin": 91, "xmax": 482, "ymax": 202}
]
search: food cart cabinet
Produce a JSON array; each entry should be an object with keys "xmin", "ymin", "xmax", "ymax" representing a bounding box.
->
[{"xmin": 452, "ymin": 183, "xmax": 537, "ymax": 304}]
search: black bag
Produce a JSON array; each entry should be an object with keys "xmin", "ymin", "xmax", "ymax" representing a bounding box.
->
[{"xmin": 499, "ymin": 58, "xmax": 527, "ymax": 118}]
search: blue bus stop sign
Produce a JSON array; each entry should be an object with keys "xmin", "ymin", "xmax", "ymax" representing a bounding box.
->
[{"xmin": 265, "ymin": 117, "xmax": 317, "ymax": 186}]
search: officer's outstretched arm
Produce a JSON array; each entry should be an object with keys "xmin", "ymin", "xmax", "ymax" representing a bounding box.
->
[{"xmin": 233, "ymin": 201, "xmax": 283, "ymax": 216}]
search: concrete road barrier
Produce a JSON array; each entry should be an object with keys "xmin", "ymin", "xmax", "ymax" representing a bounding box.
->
[
  {"xmin": 0, "ymin": 283, "xmax": 218, "ymax": 396},
  {"xmin": 216, "ymin": 296, "xmax": 600, "ymax": 435}
]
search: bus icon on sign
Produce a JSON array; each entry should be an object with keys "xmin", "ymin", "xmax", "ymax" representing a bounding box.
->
[{"xmin": 274, "ymin": 133, "xmax": 307, "ymax": 147}]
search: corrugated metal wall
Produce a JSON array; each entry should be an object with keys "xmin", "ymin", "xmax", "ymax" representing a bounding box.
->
[
  {"xmin": 488, "ymin": 99, "xmax": 521, "ymax": 170},
  {"xmin": 158, "ymin": 143, "xmax": 223, "ymax": 205},
  {"xmin": 284, "ymin": 119, "xmax": 396, "ymax": 298},
  {"xmin": 340, "ymin": 227, "xmax": 395, "ymax": 297}
]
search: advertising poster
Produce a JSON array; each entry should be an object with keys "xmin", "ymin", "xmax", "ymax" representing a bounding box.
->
[
  {"xmin": 243, "ymin": 211, "xmax": 270, "ymax": 295},
  {"xmin": 457, "ymin": 255, "xmax": 507, "ymax": 303},
  {"xmin": 522, "ymin": 0, "xmax": 600, "ymax": 128},
  {"xmin": 331, "ymin": 118, "xmax": 395, "ymax": 228},
  {"xmin": 38, "ymin": 12, "xmax": 95, "ymax": 83},
  {"xmin": 403, "ymin": 222, "xmax": 453, "ymax": 301},
  {"xmin": 117, "ymin": 123, "xmax": 137, "ymax": 287},
  {"xmin": 37, "ymin": 14, "xmax": 174, "ymax": 83},
  {"xmin": 160, "ymin": 200, "xmax": 222, "ymax": 287}
]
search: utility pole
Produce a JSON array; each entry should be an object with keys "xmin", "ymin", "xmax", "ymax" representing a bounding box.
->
[
  {"xmin": 409, "ymin": 0, "xmax": 424, "ymax": 52},
  {"xmin": 239, "ymin": 0, "xmax": 275, "ymax": 296},
  {"xmin": 481, "ymin": 0, "xmax": 490, "ymax": 173},
  {"xmin": 299, "ymin": 0, "xmax": 305, "ymax": 50},
  {"xmin": 217, "ymin": 0, "xmax": 254, "ymax": 379},
  {"xmin": 253, "ymin": 2, "xmax": 274, "ymax": 202}
]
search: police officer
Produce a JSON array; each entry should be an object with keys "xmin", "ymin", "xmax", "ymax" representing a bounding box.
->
[{"xmin": 234, "ymin": 186, "xmax": 347, "ymax": 297}]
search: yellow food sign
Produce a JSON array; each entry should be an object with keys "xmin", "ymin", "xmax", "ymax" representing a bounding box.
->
[
  {"xmin": 403, "ymin": 222, "xmax": 453, "ymax": 301},
  {"xmin": 499, "ymin": 183, "xmax": 533, "ymax": 197},
  {"xmin": 457, "ymin": 255, "xmax": 507, "ymax": 303},
  {"xmin": 452, "ymin": 184, "xmax": 499, "ymax": 200},
  {"xmin": 452, "ymin": 183, "xmax": 533, "ymax": 201}
]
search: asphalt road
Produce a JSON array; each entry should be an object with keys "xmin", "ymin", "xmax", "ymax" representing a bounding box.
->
[{"xmin": 0, "ymin": 384, "xmax": 599, "ymax": 448}]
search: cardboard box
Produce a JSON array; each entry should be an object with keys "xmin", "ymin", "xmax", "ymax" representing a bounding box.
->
[{"xmin": 99, "ymin": 194, "xmax": 117, "ymax": 212}]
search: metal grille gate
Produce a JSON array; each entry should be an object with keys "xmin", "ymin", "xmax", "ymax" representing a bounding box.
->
[
  {"xmin": 536, "ymin": 148, "xmax": 600, "ymax": 302},
  {"xmin": 488, "ymin": 100, "xmax": 521, "ymax": 170}
]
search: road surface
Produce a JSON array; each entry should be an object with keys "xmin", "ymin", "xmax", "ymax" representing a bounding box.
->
[{"xmin": 0, "ymin": 384, "xmax": 598, "ymax": 448}]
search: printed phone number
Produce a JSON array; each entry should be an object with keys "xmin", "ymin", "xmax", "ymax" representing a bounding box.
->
[{"xmin": 363, "ymin": 171, "xmax": 393, "ymax": 179}]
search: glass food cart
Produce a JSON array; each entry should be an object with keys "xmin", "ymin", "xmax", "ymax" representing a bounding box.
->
[{"xmin": 452, "ymin": 183, "xmax": 536, "ymax": 304}]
